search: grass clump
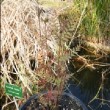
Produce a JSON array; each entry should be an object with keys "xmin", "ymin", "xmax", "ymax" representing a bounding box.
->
[
  {"xmin": 1, "ymin": 0, "xmax": 70, "ymax": 109},
  {"xmin": 74, "ymin": 0, "xmax": 110, "ymax": 38}
]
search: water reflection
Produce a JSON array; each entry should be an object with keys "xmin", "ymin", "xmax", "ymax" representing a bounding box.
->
[{"xmin": 66, "ymin": 65, "xmax": 110, "ymax": 110}]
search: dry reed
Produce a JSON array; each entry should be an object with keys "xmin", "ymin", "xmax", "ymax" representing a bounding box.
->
[{"xmin": 1, "ymin": 1, "xmax": 68, "ymax": 108}]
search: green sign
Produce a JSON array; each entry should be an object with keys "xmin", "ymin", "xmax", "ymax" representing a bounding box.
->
[{"xmin": 5, "ymin": 83, "xmax": 22, "ymax": 98}]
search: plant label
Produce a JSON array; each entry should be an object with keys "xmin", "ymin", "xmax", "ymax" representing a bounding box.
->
[{"xmin": 5, "ymin": 83, "xmax": 22, "ymax": 99}]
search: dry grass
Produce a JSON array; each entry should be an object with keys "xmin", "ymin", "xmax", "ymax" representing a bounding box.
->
[{"xmin": 1, "ymin": 0, "xmax": 70, "ymax": 109}]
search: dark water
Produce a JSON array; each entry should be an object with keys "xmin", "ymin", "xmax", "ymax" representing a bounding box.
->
[
  {"xmin": 66, "ymin": 38, "xmax": 110, "ymax": 110},
  {"xmin": 65, "ymin": 67, "xmax": 110, "ymax": 110}
]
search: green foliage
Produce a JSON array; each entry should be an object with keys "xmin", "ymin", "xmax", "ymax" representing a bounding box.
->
[
  {"xmin": 93, "ymin": 0, "xmax": 110, "ymax": 37},
  {"xmin": 58, "ymin": 6, "xmax": 81, "ymax": 43},
  {"xmin": 80, "ymin": 2, "xmax": 99, "ymax": 37},
  {"xmin": 75, "ymin": 0, "xmax": 110, "ymax": 38},
  {"xmin": 59, "ymin": 0, "xmax": 110, "ymax": 39}
]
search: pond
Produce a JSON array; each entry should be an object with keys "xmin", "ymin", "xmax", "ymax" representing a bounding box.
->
[{"xmin": 66, "ymin": 66, "xmax": 110, "ymax": 110}]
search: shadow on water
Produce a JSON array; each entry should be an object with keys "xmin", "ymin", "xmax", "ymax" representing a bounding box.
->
[
  {"xmin": 65, "ymin": 38, "xmax": 110, "ymax": 110},
  {"xmin": 66, "ymin": 64, "xmax": 110, "ymax": 110}
]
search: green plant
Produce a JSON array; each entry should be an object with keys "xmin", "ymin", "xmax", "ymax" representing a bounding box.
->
[{"xmin": 74, "ymin": 0, "xmax": 110, "ymax": 38}]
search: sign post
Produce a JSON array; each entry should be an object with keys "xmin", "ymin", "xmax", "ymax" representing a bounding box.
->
[{"xmin": 5, "ymin": 83, "xmax": 23, "ymax": 110}]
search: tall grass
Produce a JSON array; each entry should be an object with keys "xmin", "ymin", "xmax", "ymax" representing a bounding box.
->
[
  {"xmin": 74, "ymin": 0, "xmax": 110, "ymax": 39},
  {"xmin": 93, "ymin": 0, "xmax": 110, "ymax": 37}
]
